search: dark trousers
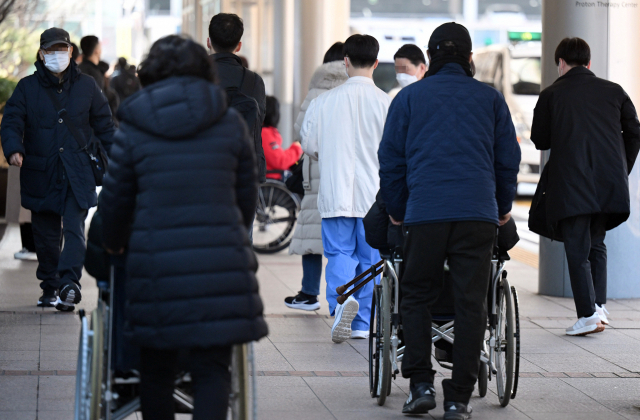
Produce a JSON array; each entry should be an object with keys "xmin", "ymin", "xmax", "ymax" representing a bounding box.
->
[
  {"xmin": 31, "ymin": 191, "xmax": 88, "ymax": 292},
  {"xmin": 401, "ymin": 221, "xmax": 495, "ymax": 404},
  {"xmin": 558, "ymin": 214, "xmax": 608, "ymax": 318},
  {"xmin": 139, "ymin": 346, "xmax": 232, "ymax": 420}
]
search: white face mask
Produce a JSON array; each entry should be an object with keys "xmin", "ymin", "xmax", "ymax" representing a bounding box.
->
[
  {"xmin": 396, "ymin": 72, "xmax": 418, "ymax": 88},
  {"xmin": 43, "ymin": 51, "xmax": 70, "ymax": 73}
]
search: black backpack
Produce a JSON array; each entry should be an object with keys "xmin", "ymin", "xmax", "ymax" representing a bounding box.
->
[{"xmin": 224, "ymin": 67, "xmax": 266, "ymax": 182}]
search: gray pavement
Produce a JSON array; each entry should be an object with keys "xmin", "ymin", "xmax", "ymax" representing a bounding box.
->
[{"xmin": 1, "ymin": 222, "xmax": 640, "ymax": 420}]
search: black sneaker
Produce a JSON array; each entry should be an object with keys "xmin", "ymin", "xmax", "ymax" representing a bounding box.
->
[
  {"xmin": 443, "ymin": 401, "xmax": 472, "ymax": 420},
  {"xmin": 284, "ymin": 291, "xmax": 320, "ymax": 311},
  {"xmin": 402, "ymin": 382, "xmax": 436, "ymax": 414},
  {"xmin": 37, "ymin": 290, "xmax": 58, "ymax": 308},
  {"xmin": 56, "ymin": 283, "xmax": 82, "ymax": 312}
]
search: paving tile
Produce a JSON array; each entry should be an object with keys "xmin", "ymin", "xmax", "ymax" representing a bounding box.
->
[
  {"xmin": 0, "ymin": 314, "xmax": 40, "ymax": 326},
  {"xmin": 528, "ymin": 414, "xmax": 625, "ymax": 420},
  {"xmin": 38, "ymin": 376, "xmax": 75, "ymax": 399},
  {"xmin": 599, "ymin": 400, "xmax": 640, "ymax": 417},
  {"xmin": 562, "ymin": 378, "xmax": 640, "ymax": 400},
  {"xmin": 39, "ymin": 360, "xmax": 77, "ymax": 371},
  {"xmin": 259, "ymin": 411, "xmax": 334, "ymax": 420},
  {"xmin": 0, "ymin": 376, "xmax": 37, "ymax": 411},
  {"xmin": 37, "ymin": 412, "xmax": 75, "ymax": 420},
  {"xmin": 523, "ymin": 353, "xmax": 624, "ymax": 373},
  {"xmin": 256, "ymin": 382, "xmax": 327, "ymax": 411},
  {"xmin": 0, "ymin": 351, "xmax": 39, "ymax": 361},
  {"xmin": 0, "ymin": 340, "xmax": 40, "ymax": 351},
  {"xmin": 273, "ymin": 342, "xmax": 368, "ymax": 371},
  {"xmin": 303, "ymin": 376, "xmax": 409, "ymax": 413},
  {"xmin": 0, "ymin": 361, "xmax": 38, "ymax": 370},
  {"xmin": 0, "ymin": 412, "xmax": 36, "ymax": 420},
  {"xmin": 600, "ymin": 354, "xmax": 640, "ymax": 372}
]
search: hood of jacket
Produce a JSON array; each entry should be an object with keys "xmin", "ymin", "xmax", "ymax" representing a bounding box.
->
[
  {"xmin": 309, "ymin": 61, "xmax": 348, "ymax": 91},
  {"xmin": 117, "ymin": 76, "xmax": 228, "ymax": 139}
]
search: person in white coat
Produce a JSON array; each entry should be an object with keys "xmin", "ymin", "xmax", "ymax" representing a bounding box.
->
[
  {"xmin": 285, "ymin": 42, "xmax": 348, "ymax": 311},
  {"xmin": 301, "ymin": 34, "xmax": 391, "ymax": 343}
]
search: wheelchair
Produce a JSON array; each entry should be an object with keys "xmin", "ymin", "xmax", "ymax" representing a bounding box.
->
[
  {"xmin": 337, "ymin": 231, "xmax": 521, "ymax": 408},
  {"xmin": 74, "ymin": 264, "xmax": 257, "ymax": 420},
  {"xmin": 252, "ymin": 170, "xmax": 301, "ymax": 254}
]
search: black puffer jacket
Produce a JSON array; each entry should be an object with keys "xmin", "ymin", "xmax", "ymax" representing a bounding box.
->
[
  {"xmin": 530, "ymin": 67, "xmax": 640, "ymax": 238},
  {"xmin": 1, "ymin": 60, "xmax": 115, "ymax": 213},
  {"xmin": 100, "ymin": 76, "xmax": 268, "ymax": 349}
]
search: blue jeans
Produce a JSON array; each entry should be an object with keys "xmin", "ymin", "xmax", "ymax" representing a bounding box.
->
[
  {"xmin": 301, "ymin": 254, "xmax": 323, "ymax": 296},
  {"xmin": 322, "ymin": 217, "xmax": 380, "ymax": 331}
]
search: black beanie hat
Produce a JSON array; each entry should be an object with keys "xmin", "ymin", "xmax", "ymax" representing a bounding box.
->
[{"xmin": 428, "ymin": 22, "xmax": 472, "ymax": 54}]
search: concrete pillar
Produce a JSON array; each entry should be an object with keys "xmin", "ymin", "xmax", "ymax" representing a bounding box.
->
[
  {"xmin": 295, "ymin": 0, "xmax": 350, "ymax": 143},
  {"xmin": 539, "ymin": 0, "xmax": 640, "ymax": 298},
  {"xmin": 273, "ymin": 0, "xmax": 295, "ymax": 146}
]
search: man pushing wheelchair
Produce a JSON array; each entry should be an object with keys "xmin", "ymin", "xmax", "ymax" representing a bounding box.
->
[{"xmin": 378, "ymin": 23, "xmax": 520, "ymax": 419}]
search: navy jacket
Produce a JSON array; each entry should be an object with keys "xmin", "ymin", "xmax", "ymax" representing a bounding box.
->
[
  {"xmin": 1, "ymin": 60, "xmax": 115, "ymax": 213},
  {"xmin": 379, "ymin": 63, "xmax": 520, "ymax": 226},
  {"xmin": 100, "ymin": 76, "xmax": 268, "ymax": 349}
]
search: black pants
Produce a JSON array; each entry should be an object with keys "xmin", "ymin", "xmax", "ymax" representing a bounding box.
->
[
  {"xmin": 140, "ymin": 346, "xmax": 232, "ymax": 420},
  {"xmin": 31, "ymin": 191, "xmax": 88, "ymax": 292},
  {"xmin": 401, "ymin": 221, "xmax": 495, "ymax": 404},
  {"xmin": 558, "ymin": 214, "xmax": 607, "ymax": 318}
]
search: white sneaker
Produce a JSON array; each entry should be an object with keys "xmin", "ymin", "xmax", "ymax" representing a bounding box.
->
[
  {"xmin": 566, "ymin": 312, "xmax": 605, "ymax": 336},
  {"xmin": 331, "ymin": 296, "xmax": 359, "ymax": 343},
  {"xmin": 351, "ymin": 330, "xmax": 369, "ymax": 339},
  {"xmin": 596, "ymin": 304, "xmax": 609, "ymax": 325},
  {"xmin": 14, "ymin": 248, "xmax": 38, "ymax": 261}
]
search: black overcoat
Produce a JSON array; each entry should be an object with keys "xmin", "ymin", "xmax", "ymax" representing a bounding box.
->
[
  {"xmin": 529, "ymin": 67, "xmax": 640, "ymax": 240},
  {"xmin": 100, "ymin": 76, "xmax": 268, "ymax": 350},
  {"xmin": 1, "ymin": 60, "xmax": 115, "ymax": 213}
]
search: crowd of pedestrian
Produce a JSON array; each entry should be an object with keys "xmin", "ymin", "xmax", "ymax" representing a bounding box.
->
[{"xmin": 1, "ymin": 14, "xmax": 639, "ymax": 420}]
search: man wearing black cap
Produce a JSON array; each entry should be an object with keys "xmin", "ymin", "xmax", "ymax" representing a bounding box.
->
[
  {"xmin": 379, "ymin": 23, "xmax": 520, "ymax": 417},
  {"xmin": 1, "ymin": 28, "xmax": 115, "ymax": 311}
]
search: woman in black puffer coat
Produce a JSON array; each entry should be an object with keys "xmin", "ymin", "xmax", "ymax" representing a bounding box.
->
[{"xmin": 100, "ymin": 35, "xmax": 268, "ymax": 420}]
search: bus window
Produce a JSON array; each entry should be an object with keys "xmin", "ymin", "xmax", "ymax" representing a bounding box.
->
[
  {"xmin": 511, "ymin": 57, "xmax": 541, "ymax": 95},
  {"xmin": 373, "ymin": 62, "xmax": 398, "ymax": 93}
]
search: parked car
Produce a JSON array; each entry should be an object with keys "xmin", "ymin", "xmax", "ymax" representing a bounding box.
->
[{"xmin": 474, "ymin": 35, "xmax": 541, "ymax": 195}]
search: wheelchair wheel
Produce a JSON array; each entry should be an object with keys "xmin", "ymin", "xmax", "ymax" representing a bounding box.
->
[
  {"xmin": 75, "ymin": 311, "xmax": 91, "ymax": 420},
  {"xmin": 376, "ymin": 277, "xmax": 392, "ymax": 406},
  {"xmin": 495, "ymin": 275, "xmax": 516, "ymax": 407},
  {"xmin": 369, "ymin": 285, "xmax": 381, "ymax": 398},
  {"xmin": 252, "ymin": 180, "xmax": 300, "ymax": 254},
  {"xmin": 89, "ymin": 305, "xmax": 105, "ymax": 420},
  {"xmin": 230, "ymin": 343, "xmax": 253, "ymax": 420},
  {"xmin": 511, "ymin": 286, "xmax": 521, "ymax": 400},
  {"xmin": 478, "ymin": 362, "xmax": 488, "ymax": 397}
]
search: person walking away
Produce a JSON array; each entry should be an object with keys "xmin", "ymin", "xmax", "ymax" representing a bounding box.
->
[
  {"xmin": 1, "ymin": 27, "xmax": 115, "ymax": 310},
  {"xmin": 529, "ymin": 37, "xmax": 640, "ymax": 336},
  {"xmin": 110, "ymin": 57, "xmax": 141, "ymax": 103},
  {"xmin": 208, "ymin": 13, "xmax": 266, "ymax": 184},
  {"xmin": 379, "ymin": 23, "xmax": 520, "ymax": 418},
  {"xmin": 302, "ymin": 35, "xmax": 391, "ymax": 342},
  {"xmin": 262, "ymin": 95, "xmax": 302, "ymax": 179},
  {"xmin": 285, "ymin": 42, "xmax": 347, "ymax": 311},
  {"xmin": 100, "ymin": 35, "xmax": 268, "ymax": 420},
  {"xmin": 388, "ymin": 44, "xmax": 427, "ymax": 98},
  {"xmin": 70, "ymin": 42, "xmax": 81, "ymax": 65},
  {"xmin": 78, "ymin": 35, "xmax": 105, "ymax": 89}
]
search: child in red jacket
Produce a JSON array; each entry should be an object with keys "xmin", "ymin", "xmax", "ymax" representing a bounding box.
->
[{"xmin": 263, "ymin": 96, "xmax": 302, "ymax": 180}]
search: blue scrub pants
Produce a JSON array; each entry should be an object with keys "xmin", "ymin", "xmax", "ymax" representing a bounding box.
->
[{"xmin": 321, "ymin": 217, "xmax": 380, "ymax": 331}]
